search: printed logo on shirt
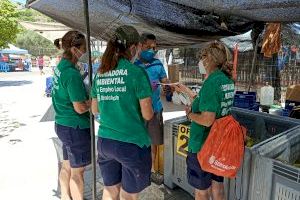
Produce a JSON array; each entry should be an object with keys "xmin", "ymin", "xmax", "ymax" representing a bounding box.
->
[
  {"xmin": 96, "ymin": 69, "xmax": 128, "ymax": 101},
  {"xmin": 220, "ymin": 83, "xmax": 235, "ymax": 116},
  {"xmin": 52, "ymin": 67, "xmax": 61, "ymax": 94}
]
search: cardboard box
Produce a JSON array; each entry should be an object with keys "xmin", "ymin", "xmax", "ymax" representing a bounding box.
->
[
  {"xmin": 168, "ymin": 64, "xmax": 179, "ymax": 83},
  {"xmin": 286, "ymin": 85, "xmax": 300, "ymax": 102}
]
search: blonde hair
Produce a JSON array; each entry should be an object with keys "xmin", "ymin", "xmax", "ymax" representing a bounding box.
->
[{"xmin": 201, "ymin": 41, "xmax": 233, "ymax": 78}]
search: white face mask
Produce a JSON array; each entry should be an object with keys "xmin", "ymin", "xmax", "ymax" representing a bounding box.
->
[
  {"xmin": 78, "ymin": 52, "xmax": 89, "ymax": 63},
  {"xmin": 74, "ymin": 47, "xmax": 89, "ymax": 63},
  {"xmin": 198, "ymin": 60, "xmax": 206, "ymax": 74}
]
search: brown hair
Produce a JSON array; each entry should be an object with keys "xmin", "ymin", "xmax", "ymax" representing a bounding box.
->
[
  {"xmin": 200, "ymin": 41, "xmax": 233, "ymax": 78},
  {"xmin": 54, "ymin": 31, "xmax": 85, "ymax": 60},
  {"xmin": 99, "ymin": 25, "xmax": 140, "ymax": 74}
]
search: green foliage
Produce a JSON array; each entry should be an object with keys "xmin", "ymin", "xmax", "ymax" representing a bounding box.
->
[
  {"xmin": 0, "ymin": 0, "xmax": 20, "ymax": 48},
  {"xmin": 18, "ymin": 8, "xmax": 55, "ymax": 22},
  {"xmin": 15, "ymin": 29, "xmax": 58, "ymax": 56}
]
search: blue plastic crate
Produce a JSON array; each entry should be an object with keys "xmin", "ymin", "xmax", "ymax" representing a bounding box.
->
[
  {"xmin": 249, "ymin": 103, "xmax": 260, "ymax": 111},
  {"xmin": 0, "ymin": 62, "xmax": 10, "ymax": 72},
  {"xmin": 285, "ymin": 100, "xmax": 300, "ymax": 113},
  {"xmin": 281, "ymin": 109, "xmax": 290, "ymax": 117},
  {"xmin": 233, "ymin": 91, "xmax": 257, "ymax": 109}
]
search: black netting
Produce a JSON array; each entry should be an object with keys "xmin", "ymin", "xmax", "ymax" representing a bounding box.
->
[{"xmin": 26, "ymin": 0, "xmax": 300, "ymax": 46}]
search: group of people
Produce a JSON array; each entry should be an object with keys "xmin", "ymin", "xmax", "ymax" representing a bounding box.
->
[{"xmin": 51, "ymin": 25, "xmax": 234, "ymax": 200}]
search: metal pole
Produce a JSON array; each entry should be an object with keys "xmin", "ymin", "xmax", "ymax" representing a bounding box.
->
[
  {"xmin": 248, "ymin": 37, "xmax": 260, "ymax": 92},
  {"xmin": 82, "ymin": 1, "xmax": 97, "ymax": 200}
]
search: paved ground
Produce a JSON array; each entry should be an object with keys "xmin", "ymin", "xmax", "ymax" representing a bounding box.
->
[{"xmin": 0, "ymin": 68, "xmax": 193, "ymax": 200}]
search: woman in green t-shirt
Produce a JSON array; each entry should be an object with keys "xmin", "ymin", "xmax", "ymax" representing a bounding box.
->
[
  {"xmin": 52, "ymin": 31, "xmax": 91, "ymax": 200},
  {"xmin": 175, "ymin": 42, "xmax": 235, "ymax": 200},
  {"xmin": 91, "ymin": 26, "xmax": 154, "ymax": 200}
]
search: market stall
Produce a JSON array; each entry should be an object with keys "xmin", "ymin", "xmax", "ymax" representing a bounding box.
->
[
  {"xmin": 25, "ymin": 1, "xmax": 300, "ymax": 199},
  {"xmin": 0, "ymin": 44, "xmax": 30, "ymax": 72}
]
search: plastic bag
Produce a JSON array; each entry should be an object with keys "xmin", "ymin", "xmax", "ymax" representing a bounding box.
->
[{"xmin": 197, "ymin": 115, "xmax": 246, "ymax": 178}]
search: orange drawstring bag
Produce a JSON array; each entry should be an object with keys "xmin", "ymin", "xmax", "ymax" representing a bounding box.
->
[{"xmin": 197, "ymin": 115, "xmax": 246, "ymax": 178}]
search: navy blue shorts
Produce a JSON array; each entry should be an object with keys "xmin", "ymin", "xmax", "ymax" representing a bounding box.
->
[
  {"xmin": 97, "ymin": 138, "xmax": 151, "ymax": 193},
  {"xmin": 187, "ymin": 152, "xmax": 224, "ymax": 190},
  {"xmin": 55, "ymin": 123, "xmax": 91, "ymax": 168}
]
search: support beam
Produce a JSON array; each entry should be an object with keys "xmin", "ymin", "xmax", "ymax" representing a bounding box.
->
[{"xmin": 82, "ymin": 1, "xmax": 97, "ymax": 200}]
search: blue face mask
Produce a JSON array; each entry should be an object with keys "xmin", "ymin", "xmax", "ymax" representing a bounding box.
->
[{"xmin": 140, "ymin": 49, "xmax": 157, "ymax": 62}]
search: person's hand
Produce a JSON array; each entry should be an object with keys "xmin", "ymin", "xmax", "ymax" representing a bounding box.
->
[
  {"xmin": 151, "ymin": 81, "xmax": 159, "ymax": 91},
  {"xmin": 162, "ymin": 85, "xmax": 167, "ymax": 95},
  {"xmin": 85, "ymin": 100, "xmax": 91, "ymax": 108},
  {"xmin": 173, "ymin": 83, "xmax": 188, "ymax": 93},
  {"xmin": 185, "ymin": 106, "xmax": 192, "ymax": 116}
]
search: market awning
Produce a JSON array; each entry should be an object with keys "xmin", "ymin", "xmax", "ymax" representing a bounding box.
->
[
  {"xmin": 0, "ymin": 44, "xmax": 29, "ymax": 55},
  {"xmin": 26, "ymin": 0, "xmax": 300, "ymax": 47}
]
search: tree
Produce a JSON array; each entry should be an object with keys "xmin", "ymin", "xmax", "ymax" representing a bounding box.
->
[
  {"xmin": 18, "ymin": 8, "xmax": 56, "ymax": 22},
  {"xmin": 0, "ymin": 0, "xmax": 20, "ymax": 48},
  {"xmin": 15, "ymin": 29, "xmax": 58, "ymax": 56}
]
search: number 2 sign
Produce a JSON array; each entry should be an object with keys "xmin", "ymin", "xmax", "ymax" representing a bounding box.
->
[{"xmin": 176, "ymin": 125, "xmax": 190, "ymax": 157}]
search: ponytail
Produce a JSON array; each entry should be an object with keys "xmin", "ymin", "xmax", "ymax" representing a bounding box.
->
[
  {"xmin": 54, "ymin": 31, "xmax": 85, "ymax": 61},
  {"xmin": 99, "ymin": 38, "xmax": 136, "ymax": 74},
  {"xmin": 99, "ymin": 40, "xmax": 119, "ymax": 74},
  {"xmin": 54, "ymin": 39, "xmax": 61, "ymax": 49},
  {"xmin": 99, "ymin": 25, "xmax": 140, "ymax": 74},
  {"xmin": 221, "ymin": 61, "xmax": 233, "ymax": 79},
  {"xmin": 221, "ymin": 45, "xmax": 233, "ymax": 79},
  {"xmin": 202, "ymin": 41, "xmax": 233, "ymax": 79}
]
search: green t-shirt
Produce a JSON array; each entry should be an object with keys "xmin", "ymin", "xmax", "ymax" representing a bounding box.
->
[
  {"xmin": 52, "ymin": 58, "xmax": 90, "ymax": 129},
  {"xmin": 91, "ymin": 58, "xmax": 152, "ymax": 147},
  {"xmin": 188, "ymin": 69, "xmax": 235, "ymax": 153}
]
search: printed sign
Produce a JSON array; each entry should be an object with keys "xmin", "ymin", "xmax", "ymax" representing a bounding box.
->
[{"xmin": 176, "ymin": 124, "xmax": 190, "ymax": 157}]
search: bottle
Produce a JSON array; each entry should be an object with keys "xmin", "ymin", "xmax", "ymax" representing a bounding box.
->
[{"xmin": 260, "ymin": 82, "xmax": 275, "ymax": 106}]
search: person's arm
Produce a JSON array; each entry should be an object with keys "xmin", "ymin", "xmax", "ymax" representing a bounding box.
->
[
  {"xmin": 139, "ymin": 97, "xmax": 154, "ymax": 121},
  {"xmin": 187, "ymin": 108, "xmax": 216, "ymax": 127},
  {"xmin": 174, "ymin": 84, "xmax": 197, "ymax": 100},
  {"xmin": 66, "ymin": 72, "xmax": 90, "ymax": 114},
  {"xmin": 90, "ymin": 75, "xmax": 99, "ymax": 115},
  {"xmin": 91, "ymin": 98, "xmax": 99, "ymax": 115},
  {"xmin": 187, "ymin": 80, "xmax": 218, "ymax": 127},
  {"xmin": 159, "ymin": 64, "xmax": 169, "ymax": 92},
  {"xmin": 73, "ymin": 100, "xmax": 90, "ymax": 114},
  {"xmin": 136, "ymin": 69, "xmax": 154, "ymax": 121}
]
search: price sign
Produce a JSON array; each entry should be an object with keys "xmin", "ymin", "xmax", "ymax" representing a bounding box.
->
[{"xmin": 176, "ymin": 124, "xmax": 190, "ymax": 157}]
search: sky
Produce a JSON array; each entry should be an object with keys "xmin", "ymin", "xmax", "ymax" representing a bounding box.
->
[{"xmin": 11, "ymin": 0, "xmax": 26, "ymax": 5}]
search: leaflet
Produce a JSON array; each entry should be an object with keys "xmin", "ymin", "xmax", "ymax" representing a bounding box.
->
[{"xmin": 157, "ymin": 82, "xmax": 179, "ymax": 86}]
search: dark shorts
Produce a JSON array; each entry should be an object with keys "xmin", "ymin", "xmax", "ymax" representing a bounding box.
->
[
  {"xmin": 145, "ymin": 111, "xmax": 163, "ymax": 145},
  {"xmin": 186, "ymin": 152, "xmax": 224, "ymax": 190},
  {"xmin": 39, "ymin": 65, "xmax": 43, "ymax": 70},
  {"xmin": 97, "ymin": 138, "xmax": 151, "ymax": 193},
  {"xmin": 55, "ymin": 123, "xmax": 91, "ymax": 168}
]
